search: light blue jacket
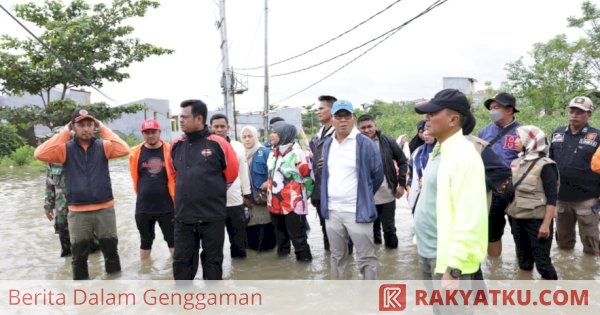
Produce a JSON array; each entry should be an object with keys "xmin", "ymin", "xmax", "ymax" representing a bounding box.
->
[{"xmin": 320, "ymin": 132, "xmax": 384, "ymax": 223}]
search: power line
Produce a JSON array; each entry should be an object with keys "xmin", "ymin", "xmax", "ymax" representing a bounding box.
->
[
  {"xmin": 0, "ymin": 3, "xmax": 120, "ymax": 105},
  {"xmin": 272, "ymin": 0, "xmax": 448, "ymax": 104},
  {"xmin": 236, "ymin": 0, "xmax": 405, "ymax": 71},
  {"xmin": 236, "ymin": 0, "xmax": 446, "ymax": 78}
]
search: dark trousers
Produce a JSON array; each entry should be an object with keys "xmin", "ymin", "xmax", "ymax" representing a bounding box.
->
[
  {"xmin": 69, "ymin": 207, "xmax": 120, "ymax": 280},
  {"xmin": 272, "ymin": 212, "xmax": 312, "ymax": 261},
  {"xmin": 373, "ymin": 201, "xmax": 398, "ymax": 248},
  {"xmin": 54, "ymin": 214, "xmax": 71, "ymax": 257},
  {"xmin": 315, "ymin": 201, "xmax": 330, "ymax": 250},
  {"xmin": 173, "ymin": 220, "xmax": 225, "ymax": 280},
  {"xmin": 135, "ymin": 212, "xmax": 175, "ymax": 250},
  {"xmin": 510, "ymin": 217, "xmax": 558, "ymax": 280},
  {"xmin": 225, "ymin": 205, "xmax": 248, "ymax": 258}
]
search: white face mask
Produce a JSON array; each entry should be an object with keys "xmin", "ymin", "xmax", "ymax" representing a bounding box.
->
[{"xmin": 489, "ymin": 109, "xmax": 504, "ymax": 123}]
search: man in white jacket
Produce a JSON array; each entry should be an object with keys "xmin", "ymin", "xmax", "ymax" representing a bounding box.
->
[{"xmin": 210, "ymin": 114, "xmax": 253, "ymax": 258}]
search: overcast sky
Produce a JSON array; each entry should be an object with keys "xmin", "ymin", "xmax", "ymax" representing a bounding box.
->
[{"xmin": 0, "ymin": 0, "xmax": 586, "ymax": 114}]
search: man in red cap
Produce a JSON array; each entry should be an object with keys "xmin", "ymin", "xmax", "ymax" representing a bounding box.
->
[
  {"xmin": 129, "ymin": 119, "xmax": 176, "ymax": 261},
  {"xmin": 34, "ymin": 108, "xmax": 130, "ymax": 280}
]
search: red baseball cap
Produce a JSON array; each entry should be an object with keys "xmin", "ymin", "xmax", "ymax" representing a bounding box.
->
[{"xmin": 141, "ymin": 119, "xmax": 160, "ymax": 131}]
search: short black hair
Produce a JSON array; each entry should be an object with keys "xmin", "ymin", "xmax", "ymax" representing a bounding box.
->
[
  {"xmin": 210, "ymin": 113, "xmax": 228, "ymax": 124},
  {"xmin": 269, "ymin": 117, "xmax": 284, "ymax": 125},
  {"xmin": 357, "ymin": 114, "xmax": 375, "ymax": 124},
  {"xmin": 318, "ymin": 95, "xmax": 337, "ymax": 106},
  {"xmin": 180, "ymin": 99, "xmax": 208, "ymax": 123}
]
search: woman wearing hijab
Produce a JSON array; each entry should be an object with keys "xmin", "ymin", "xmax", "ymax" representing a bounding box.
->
[
  {"xmin": 507, "ymin": 125, "xmax": 558, "ymax": 280},
  {"xmin": 240, "ymin": 126, "xmax": 277, "ymax": 252},
  {"xmin": 266, "ymin": 122, "xmax": 314, "ymax": 261}
]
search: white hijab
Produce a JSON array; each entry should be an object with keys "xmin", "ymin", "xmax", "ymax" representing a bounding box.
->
[{"xmin": 241, "ymin": 125, "xmax": 262, "ymax": 163}]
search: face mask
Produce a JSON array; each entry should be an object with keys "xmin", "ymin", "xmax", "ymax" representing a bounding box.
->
[{"xmin": 489, "ymin": 109, "xmax": 503, "ymax": 123}]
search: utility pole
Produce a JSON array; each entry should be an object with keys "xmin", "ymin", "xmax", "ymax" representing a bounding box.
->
[
  {"xmin": 218, "ymin": 0, "xmax": 234, "ymax": 132},
  {"xmin": 263, "ymin": 0, "xmax": 269, "ymax": 139}
]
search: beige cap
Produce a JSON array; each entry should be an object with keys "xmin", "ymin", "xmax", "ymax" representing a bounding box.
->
[{"xmin": 568, "ymin": 96, "xmax": 594, "ymax": 112}]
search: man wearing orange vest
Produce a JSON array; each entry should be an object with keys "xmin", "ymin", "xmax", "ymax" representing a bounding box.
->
[
  {"xmin": 129, "ymin": 119, "xmax": 176, "ymax": 260},
  {"xmin": 34, "ymin": 109, "xmax": 130, "ymax": 280}
]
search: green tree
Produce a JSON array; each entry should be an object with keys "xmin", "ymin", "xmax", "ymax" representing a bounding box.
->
[
  {"xmin": 568, "ymin": 1, "xmax": 600, "ymax": 87},
  {"xmin": 0, "ymin": 99, "xmax": 144, "ymax": 142},
  {"xmin": 0, "ymin": 0, "xmax": 170, "ymax": 144},
  {"xmin": 505, "ymin": 34, "xmax": 591, "ymax": 113},
  {"xmin": 301, "ymin": 103, "xmax": 318, "ymax": 135},
  {"xmin": 0, "ymin": 0, "xmax": 173, "ymax": 103},
  {"xmin": 361, "ymin": 99, "xmax": 420, "ymax": 138},
  {"xmin": 0, "ymin": 123, "xmax": 25, "ymax": 157}
]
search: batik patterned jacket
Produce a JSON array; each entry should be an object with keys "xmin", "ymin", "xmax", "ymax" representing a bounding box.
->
[{"xmin": 267, "ymin": 142, "xmax": 314, "ymax": 215}]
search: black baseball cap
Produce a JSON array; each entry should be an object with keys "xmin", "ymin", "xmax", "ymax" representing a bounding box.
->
[
  {"xmin": 415, "ymin": 89, "xmax": 475, "ymax": 132},
  {"xmin": 415, "ymin": 89, "xmax": 471, "ymax": 116},
  {"xmin": 71, "ymin": 108, "xmax": 95, "ymax": 123},
  {"xmin": 484, "ymin": 92, "xmax": 519, "ymax": 113}
]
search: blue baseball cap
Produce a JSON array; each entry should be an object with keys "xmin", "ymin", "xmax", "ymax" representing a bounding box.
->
[{"xmin": 331, "ymin": 99, "xmax": 354, "ymax": 115}]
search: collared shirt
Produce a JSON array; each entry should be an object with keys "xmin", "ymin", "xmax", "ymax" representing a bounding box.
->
[
  {"xmin": 550, "ymin": 124, "xmax": 600, "ymax": 201},
  {"xmin": 432, "ymin": 129, "xmax": 488, "ymax": 275},
  {"xmin": 414, "ymin": 150, "xmax": 441, "ymax": 258},
  {"xmin": 327, "ymin": 128, "xmax": 359, "ymax": 213}
]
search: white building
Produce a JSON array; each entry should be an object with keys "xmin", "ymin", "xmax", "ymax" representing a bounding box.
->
[
  {"xmin": 107, "ymin": 98, "xmax": 173, "ymax": 141},
  {"xmin": 0, "ymin": 88, "xmax": 91, "ymax": 137},
  {"xmin": 443, "ymin": 77, "xmax": 477, "ymax": 96}
]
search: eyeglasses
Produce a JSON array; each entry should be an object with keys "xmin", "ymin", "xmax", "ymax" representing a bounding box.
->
[{"xmin": 334, "ymin": 114, "xmax": 353, "ymax": 121}]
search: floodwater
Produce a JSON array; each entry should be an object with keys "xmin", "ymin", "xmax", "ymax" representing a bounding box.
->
[{"xmin": 0, "ymin": 159, "xmax": 598, "ymax": 280}]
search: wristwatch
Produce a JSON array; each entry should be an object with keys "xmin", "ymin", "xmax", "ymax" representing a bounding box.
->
[{"xmin": 446, "ymin": 267, "xmax": 462, "ymax": 279}]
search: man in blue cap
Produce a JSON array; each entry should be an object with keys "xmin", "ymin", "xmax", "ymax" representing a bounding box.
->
[{"xmin": 319, "ymin": 99, "xmax": 384, "ymax": 279}]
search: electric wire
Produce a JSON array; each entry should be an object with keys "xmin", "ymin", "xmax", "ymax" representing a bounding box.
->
[
  {"xmin": 236, "ymin": 0, "xmax": 405, "ymax": 71},
  {"xmin": 272, "ymin": 0, "xmax": 448, "ymax": 104},
  {"xmin": 238, "ymin": 0, "xmax": 446, "ymax": 78},
  {"xmin": 0, "ymin": 2, "xmax": 120, "ymax": 105}
]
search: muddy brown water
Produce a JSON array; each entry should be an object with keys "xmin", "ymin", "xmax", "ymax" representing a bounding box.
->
[{"xmin": 0, "ymin": 159, "xmax": 597, "ymax": 280}]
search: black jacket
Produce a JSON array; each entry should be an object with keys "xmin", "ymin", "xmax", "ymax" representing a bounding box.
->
[
  {"xmin": 375, "ymin": 130, "xmax": 407, "ymax": 194},
  {"xmin": 171, "ymin": 128, "xmax": 239, "ymax": 223}
]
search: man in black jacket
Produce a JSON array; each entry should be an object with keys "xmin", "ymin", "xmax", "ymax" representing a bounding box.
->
[
  {"xmin": 171, "ymin": 100, "xmax": 239, "ymax": 280},
  {"xmin": 358, "ymin": 114, "xmax": 407, "ymax": 248},
  {"xmin": 309, "ymin": 95, "xmax": 337, "ymax": 250}
]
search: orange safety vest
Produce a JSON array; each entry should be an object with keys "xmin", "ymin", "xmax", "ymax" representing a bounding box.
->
[{"xmin": 129, "ymin": 140, "xmax": 176, "ymax": 203}]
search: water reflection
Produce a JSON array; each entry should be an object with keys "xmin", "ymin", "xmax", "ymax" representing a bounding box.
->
[{"xmin": 0, "ymin": 160, "xmax": 597, "ymax": 280}]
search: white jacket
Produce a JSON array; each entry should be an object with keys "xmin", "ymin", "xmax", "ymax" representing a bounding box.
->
[{"xmin": 226, "ymin": 140, "xmax": 251, "ymax": 207}]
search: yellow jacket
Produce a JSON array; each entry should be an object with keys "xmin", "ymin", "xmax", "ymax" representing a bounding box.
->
[{"xmin": 434, "ymin": 130, "xmax": 488, "ymax": 275}]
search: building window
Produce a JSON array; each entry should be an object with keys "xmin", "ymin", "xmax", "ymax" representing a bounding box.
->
[
  {"xmin": 153, "ymin": 112, "xmax": 158, "ymax": 120},
  {"xmin": 171, "ymin": 116, "xmax": 179, "ymax": 132}
]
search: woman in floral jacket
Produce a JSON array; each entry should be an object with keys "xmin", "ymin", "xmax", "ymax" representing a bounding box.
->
[{"xmin": 266, "ymin": 122, "xmax": 314, "ymax": 261}]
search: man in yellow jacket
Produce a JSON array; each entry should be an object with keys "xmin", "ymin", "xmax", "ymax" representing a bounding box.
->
[
  {"xmin": 129, "ymin": 119, "xmax": 176, "ymax": 260},
  {"xmin": 413, "ymin": 89, "xmax": 488, "ymax": 291}
]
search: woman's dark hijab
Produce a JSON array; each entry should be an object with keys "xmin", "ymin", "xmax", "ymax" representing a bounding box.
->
[{"xmin": 271, "ymin": 122, "xmax": 297, "ymax": 146}]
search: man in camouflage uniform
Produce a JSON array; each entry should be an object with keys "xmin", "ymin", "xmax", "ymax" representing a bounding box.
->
[
  {"xmin": 44, "ymin": 163, "xmax": 100, "ymax": 257},
  {"xmin": 44, "ymin": 163, "xmax": 71, "ymax": 257}
]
